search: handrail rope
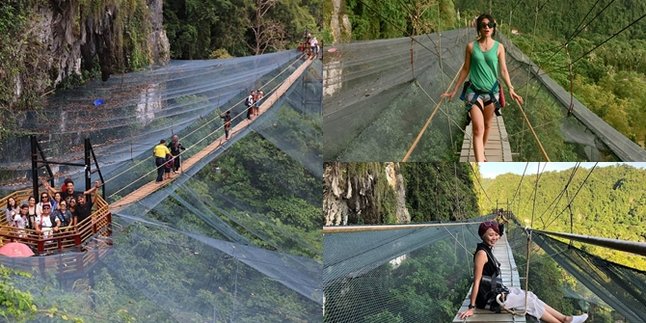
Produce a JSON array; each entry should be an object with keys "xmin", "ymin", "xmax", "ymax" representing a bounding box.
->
[
  {"xmin": 544, "ymin": 162, "xmax": 597, "ymax": 229},
  {"xmin": 322, "ymin": 220, "xmax": 481, "ymax": 234},
  {"xmin": 101, "ymin": 54, "xmax": 305, "ymax": 189},
  {"xmin": 507, "ymin": 117, "xmax": 560, "ymax": 138},
  {"xmin": 515, "ymin": 102, "xmax": 550, "ymax": 161},
  {"xmin": 501, "ymin": 162, "xmax": 544, "ymax": 317},
  {"xmin": 442, "ymin": 226, "xmax": 472, "ymax": 255},
  {"xmin": 106, "ymin": 55, "xmax": 308, "ymax": 199},
  {"xmin": 517, "ymin": 1, "xmax": 550, "ymax": 162},
  {"xmin": 415, "ymin": 81, "xmax": 470, "ymax": 138},
  {"xmin": 402, "ymin": 66, "xmax": 461, "ymax": 161}
]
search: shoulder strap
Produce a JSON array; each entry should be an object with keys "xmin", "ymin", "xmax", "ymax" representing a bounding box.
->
[{"xmin": 482, "ymin": 246, "xmax": 501, "ymax": 275}]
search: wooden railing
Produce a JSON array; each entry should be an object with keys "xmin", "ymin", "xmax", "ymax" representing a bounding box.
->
[{"xmin": 0, "ymin": 189, "xmax": 112, "ymax": 255}]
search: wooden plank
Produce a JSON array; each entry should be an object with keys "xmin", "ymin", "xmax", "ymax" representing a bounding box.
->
[
  {"xmin": 460, "ymin": 116, "xmax": 513, "ymax": 162},
  {"xmin": 110, "ymin": 57, "xmax": 314, "ymax": 211}
]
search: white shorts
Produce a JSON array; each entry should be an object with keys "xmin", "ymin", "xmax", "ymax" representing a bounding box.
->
[{"xmin": 503, "ymin": 287, "xmax": 546, "ymax": 318}]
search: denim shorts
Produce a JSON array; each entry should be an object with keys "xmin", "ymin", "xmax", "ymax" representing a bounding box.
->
[{"xmin": 464, "ymin": 92, "xmax": 499, "ymax": 111}]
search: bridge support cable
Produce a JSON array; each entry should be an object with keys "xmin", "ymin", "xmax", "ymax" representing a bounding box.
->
[
  {"xmin": 531, "ymin": 233, "xmax": 646, "ymax": 322},
  {"xmin": 533, "ymin": 229, "xmax": 646, "ymax": 257},
  {"xmin": 402, "ymin": 66, "xmax": 462, "ymax": 161}
]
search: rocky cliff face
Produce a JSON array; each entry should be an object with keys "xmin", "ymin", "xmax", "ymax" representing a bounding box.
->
[
  {"xmin": 2, "ymin": 0, "xmax": 169, "ymax": 111},
  {"xmin": 324, "ymin": 162, "xmax": 410, "ymax": 226},
  {"xmin": 328, "ymin": 0, "xmax": 351, "ymax": 43}
]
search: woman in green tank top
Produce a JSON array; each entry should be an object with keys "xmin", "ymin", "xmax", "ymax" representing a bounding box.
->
[{"xmin": 442, "ymin": 13, "xmax": 523, "ymax": 162}]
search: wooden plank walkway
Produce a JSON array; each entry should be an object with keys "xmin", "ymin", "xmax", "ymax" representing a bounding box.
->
[
  {"xmin": 460, "ymin": 116, "xmax": 513, "ymax": 162},
  {"xmin": 453, "ymin": 233, "xmax": 525, "ymax": 322},
  {"xmin": 109, "ymin": 57, "xmax": 314, "ymax": 211}
]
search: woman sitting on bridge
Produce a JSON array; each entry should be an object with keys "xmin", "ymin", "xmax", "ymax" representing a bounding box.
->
[
  {"xmin": 442, "ymin": 13, "xmax": 523, "ymax": 162},
  {"xmin": 459, "ymin": 221, "xmax": 588, "ymax": 323}
]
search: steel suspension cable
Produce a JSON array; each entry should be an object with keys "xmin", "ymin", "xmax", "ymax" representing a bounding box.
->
[
  {"xmin": 539, "ymin": 163, "xmax": 580, "ymax": 228},
  {"xmin": 544, "ymin": 162, "xmax": 598, "ymax": 229}
]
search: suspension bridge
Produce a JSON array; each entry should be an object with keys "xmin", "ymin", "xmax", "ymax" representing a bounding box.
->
[
  {"xmin": 323, "ymin": 27, "xmax": 646, "ymax": 162},
  {"xmin": 109, "ymin": 57, "xmax": 314, "ymax": 211}
]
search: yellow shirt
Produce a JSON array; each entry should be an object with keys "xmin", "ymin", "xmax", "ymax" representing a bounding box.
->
[{"xmin": 153, "ymin": 144, "xmax": 171, "ymax": 158}]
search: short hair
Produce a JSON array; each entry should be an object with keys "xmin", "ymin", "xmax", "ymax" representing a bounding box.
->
[
  {"xmin": 160, "ymin": 139, "xmax": 166, "ymax": 144},
  {"xmin": 64, "ymin": 178, "xmax": 74, "ymax": 185},
  {"xmin": 478, "ymin": 221, "xmax": 500, "ymax": 237}
]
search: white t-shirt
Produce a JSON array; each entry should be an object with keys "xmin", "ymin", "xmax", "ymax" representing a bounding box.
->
[{"xmin": 39, "ymin": 215, "xmax": 53, "ymax": 228}]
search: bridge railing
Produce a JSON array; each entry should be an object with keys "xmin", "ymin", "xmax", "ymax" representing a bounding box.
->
[{"xmin": 0, "ymin": 189, "xmax": 112, "ymax": 255}]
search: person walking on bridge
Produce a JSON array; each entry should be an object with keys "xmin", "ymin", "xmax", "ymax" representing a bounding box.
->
[
  {"xmin": 153, "ymin": 139, "xmax": 171, "ymax": 183},
  {"xmin": 442, "ymin": 13, "xmax": 523, "ymax": 162},
  {"xmin": 221, "ymin": 111, "xmax": 232, "ymax": 140},
  {"xmin": 459, "ymin": 221, "xmax": 588, "ymax": 322},
  {"xmin": 168, "ymin": 135, "xmax": 185, "ymax": 174}
]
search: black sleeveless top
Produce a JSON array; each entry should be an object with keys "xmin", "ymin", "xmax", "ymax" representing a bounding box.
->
[{"xmin": 474, "ymin": 242, "xmax": 500, "ymax": 308}]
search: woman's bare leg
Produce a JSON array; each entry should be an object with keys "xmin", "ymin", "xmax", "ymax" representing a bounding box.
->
[
  {"xmin": 470, "ymin": 100, "xmax": 486, "ymax": 162},
  {"xmin": 540, "ymin": 310, "xmax": 563, "ymax": 323},
  {"xmin": 543, "ymin": 303, "xmax": 569, "ymax": 322},
  {"xmin": 482, "ymin": 103, "xmax": 496, "ymax": 149}
]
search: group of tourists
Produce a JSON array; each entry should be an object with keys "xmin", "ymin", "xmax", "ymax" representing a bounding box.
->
[
  {"xmin": 301, "ymin": 32, "xmax": 320, "ymax": 59},
  {"xmin": 153, "ymin": 135, "xmax": 185, "ymax": 183},
  {"xmin": 245, "ymin": 89, "xmax": 265, "ymax": 120},
  {"xmin": 3, "ymin": 179, "xmax": 100, "ymax": 239}
]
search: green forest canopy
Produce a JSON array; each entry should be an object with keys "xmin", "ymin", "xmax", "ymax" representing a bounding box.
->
[
  {"xmin": 478, "ymin": 163, "xmax": 646, "ymax": 271},
  {"xmin": 164, "ymin": 0, "xmax": 322, "ymax": 58}
]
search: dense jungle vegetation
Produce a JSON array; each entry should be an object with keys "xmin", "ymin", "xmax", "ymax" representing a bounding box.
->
[
  {"xmin": 164, "ymin": 0, "xmax": 322, "ymax": 58},
  {"xmin": 338, "ymin": 0, "xmax": 646, "ymax": 149},
  {"xmin": 401, "ymin": 162, "xmax": 480, "ymax": 221},
  {"xmin": 324, "ymin": 239, "xmax": 475, "ymax": 322},
  {"xmin": 478, "ymin": 164, "xmax": 646, "ymax": 271},
  {"xmin": 326, "ymin": 162, "xmax": 480, "ymax": 225}
]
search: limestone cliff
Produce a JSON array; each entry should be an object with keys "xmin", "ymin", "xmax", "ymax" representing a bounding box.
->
[
  {"xmin": 327, "ymin": 0, "xmax": 351, "ymax": 43},
  {"xmin": 0, "ymin": 0, "xmax": 169, "ymax": 131},
  {"xmin": 324, "ymin": 162, "xmax": 410, "ymax": 226}
]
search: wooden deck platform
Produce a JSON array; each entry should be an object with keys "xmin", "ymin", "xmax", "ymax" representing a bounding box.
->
[
  {"xmin": 453, "ymin": 233, "xmax": 525, "ymax": 322},
  {"xmin": 109, "ymin": 57, "xmax": 314, "ymax": 211},
  {"xmin": 460, "ymin": 116, "xmax": 513, "ymax": 162}
]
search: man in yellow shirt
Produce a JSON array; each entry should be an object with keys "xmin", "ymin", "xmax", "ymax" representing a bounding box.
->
[{"xmin": 153, "ymin": 139, "xmax": 171, "ymax": 182}]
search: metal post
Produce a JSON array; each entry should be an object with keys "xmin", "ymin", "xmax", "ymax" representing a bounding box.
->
[
  {"xmin": 84, "ymin": 138, "xmax": 91, "ymax": 193},
  {"xmin": 31, "ymin": 136, "xmax": 40, "ymax": 203},
  {"xmin": 410, "ymin": 38, "xmax": 415, "ymax": 79}
]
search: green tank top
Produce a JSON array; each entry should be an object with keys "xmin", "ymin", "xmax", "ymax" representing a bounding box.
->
[{"xmin": 468, "ymin": 40, "xmax": 499, "ymax": 93}]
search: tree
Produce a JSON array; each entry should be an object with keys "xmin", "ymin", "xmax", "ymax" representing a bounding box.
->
[{"xmin": 248, "ymin": 0, "xmax": 287, "ymax": 55}]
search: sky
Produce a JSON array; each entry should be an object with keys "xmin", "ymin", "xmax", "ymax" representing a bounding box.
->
[{"xmin": 479, "ymin": 162, "xmax": 646, "ymax": 179}]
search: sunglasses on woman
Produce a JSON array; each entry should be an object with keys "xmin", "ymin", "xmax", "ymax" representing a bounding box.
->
[{"xmin": 480, "ymin": 22, "xmax": 496, "ymax": 29}]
